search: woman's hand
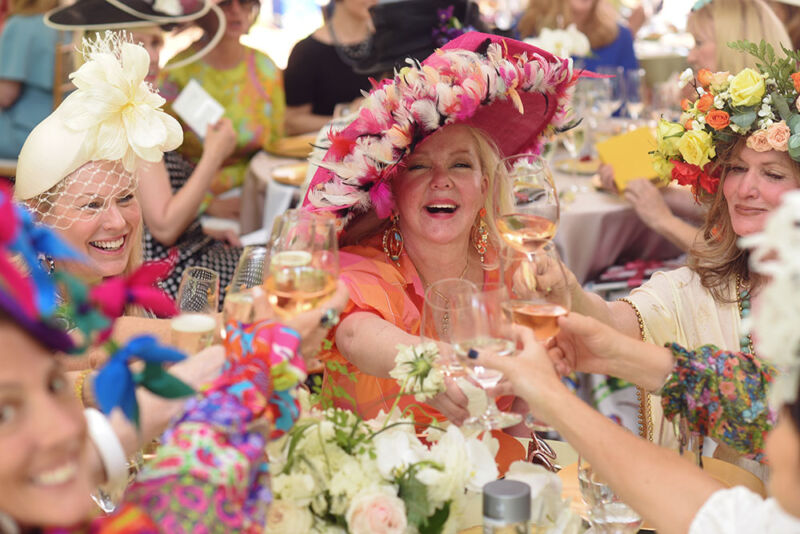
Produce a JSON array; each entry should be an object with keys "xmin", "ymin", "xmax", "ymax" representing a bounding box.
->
[
  {"xmin": 203, "ymin": 118, "xmax": 237, "ymax": 167},
  {"xmin": 470, "ymin": 325, "xmax": 565, "ymax": 414},
  {"xmin": 623, "ymin": 179, "xmax": 675, "ymax": 232},
  {"xmin": 427, "ymin": 377, "xmax": 470, "ymax": 426},
  {"xmin": 550, "ymin": 313, "xmax": 622, "ymax": 375},
  {"xmin": 169, "ymin": 344, "xmax": 226, "ymax": 389},
  {"xmin": 597, "ymin": 163, "xmax": 618, "ymax": 193},
  {"xmin": 203, "ymin": 227, "xmax": 242, "ymax": 247}
]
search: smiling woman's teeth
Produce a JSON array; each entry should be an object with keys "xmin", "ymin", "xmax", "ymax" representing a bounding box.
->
[
  {"xmin": 32, "ymin": 461, "xmax": 78, "ymax": 486},
  {"xmin": 89, "ymin": 237, "xmax": 124, "ymax": 251},
  {"xmin": 426, "ymin": 204, "xmax": 457, "ymax": 213}
]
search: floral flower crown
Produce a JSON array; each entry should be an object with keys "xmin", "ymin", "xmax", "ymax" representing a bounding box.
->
[
  {"xmin": 303, "ymin": 33, "xmax": 578, "ymax": 228},
  {"xmin": 652, "ymin": 40, "xmax": 800, "ymax": 197}
]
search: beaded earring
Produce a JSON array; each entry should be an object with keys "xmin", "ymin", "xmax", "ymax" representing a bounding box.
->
[
  {"xmin": 382, "ymin": 214, "xmax": 403, "ymax": 266},
  {"xmin": 471, "ymin": 208, "xmax": 489, "ymax": 265}
]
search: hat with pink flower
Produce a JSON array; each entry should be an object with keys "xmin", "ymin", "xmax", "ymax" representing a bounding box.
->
[{"xmin": 302, "ymin": 32, "xmax": 580, "ymax": 229}]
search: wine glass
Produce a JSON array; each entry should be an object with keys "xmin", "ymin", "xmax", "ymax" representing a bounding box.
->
[
  {"xmin": 171, "ymin": 267, "xmax": 220, "ymax": 354},
  {"xmin": 623, "ymin": 68, "xmax": 646, "ymax": 122},
  {"xmin": 222, "ymin": 245, "xmax": 269, "ymax": 331},
  {"xmin": 264, "ymin": 210, "xmax": 339, "ymax": 319},
  {"xmin": 494, "ymin": 154, "xmax": 559, "ymax": 255},
  {"xmin": 421, "ymin": 278, "xmax": 479, "ymax": 377},
  {"xmin": 448, "ymin": 283, "xmax": 522, "ymax": 430},
  {"xmin": 500, "ymin": 242, "xmax": 571, "ymax": 342},
  {"xmin": 595, "ymin": 66, "xmax": 626, "ymax": 119},
  {"xmin": 578, "ymin": 455, "xmax": 644, "ymax": 533}
]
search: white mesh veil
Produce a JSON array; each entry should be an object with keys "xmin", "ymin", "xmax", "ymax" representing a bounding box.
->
[{"xmin": 26, "ymin": 160, "xmax": 139, "ymax": 231}]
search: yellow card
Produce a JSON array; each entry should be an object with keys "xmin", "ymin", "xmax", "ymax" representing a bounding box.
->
[{"xmin": 594, "ymin": 126, "xmax": 658, "ymax": 190}]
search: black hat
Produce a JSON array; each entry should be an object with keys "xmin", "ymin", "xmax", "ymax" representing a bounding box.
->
[{"xmin": 355, "ymin": 0, "xmax": 486, "ymax": 76}]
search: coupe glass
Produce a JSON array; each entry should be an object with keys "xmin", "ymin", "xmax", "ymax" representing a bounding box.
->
[
  {"xmin": 578, "ymin": 455, "xmax": 644, "ymax": 533},
  {"xmin": 494, "ymin": 154, "xmax": 559, "ymax": 255},
  {"xmin": 264, "ymin": 210, "xmax": 339, "ymax": 319},
  {"xmin": 448, "ymin": 284, "xmax": 522, "ymax": 430},
  {"xmin": 171, "ymin": 267, "xmax": 220, "ymax": 354}
]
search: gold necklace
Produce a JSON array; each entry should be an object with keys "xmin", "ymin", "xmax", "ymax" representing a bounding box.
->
[{"xmin": 735, "ymin": 275, "xmax": 756, "ymax": 356}]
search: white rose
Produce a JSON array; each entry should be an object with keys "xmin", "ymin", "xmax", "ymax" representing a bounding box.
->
[{"xmin": 345, "ymin": 487, "xmax": 408, "ymax": 534}]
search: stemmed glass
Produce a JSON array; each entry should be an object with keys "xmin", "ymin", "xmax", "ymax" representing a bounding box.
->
[
  {"xmin": 264, "ymin": 210, "xmax": 339, "ymax": 319},
  {"xmin": 494, "ymin": 154, "xmax": 559, "ymax": 254},
  {"xmin": 623, "ymin": 68, "xmax": 646, "ymax": 122},
  {"xmin": 171, "ymin": 267, "xmax": 220, "ymax": 354},
  {"xmin": 578, "ymin": 455, "xmax": 644, "ymax": 533},
  {"xmin": 595, "ymin": 66, "xmax": 626, "ymax": 119},
  {"xmin": 222, "ymin": 245, "xmax": 269, "ymax": 329},
  {"xmin": 421, "ymin": 278, "xmax": 479, "ymax": 378},
  {"xmin": 500, "ymin": 242, "xmax": 571, "ymax": 342},
  {"xmin": 448, "ymin": 283, "xmax": 522, "ymax": 430}
]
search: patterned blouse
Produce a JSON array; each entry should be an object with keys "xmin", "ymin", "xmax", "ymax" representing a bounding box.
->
[
  {"xmin": 658, "ymin": 343, "xmax": 777, "ymax": 462},
  {"xmin": 159, "ymin": 48, "xmax": 285, "ymax": 203}
]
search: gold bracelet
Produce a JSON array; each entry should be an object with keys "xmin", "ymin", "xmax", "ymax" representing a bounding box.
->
[{"xmin": 74, "ymin": 369, "xmax": 93, "ymax": 407}]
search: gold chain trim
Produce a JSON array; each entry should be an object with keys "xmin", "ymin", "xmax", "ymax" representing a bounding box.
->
[{"xmin": 618, "ymin": 297, "xmax": 653, "ymax": 440}]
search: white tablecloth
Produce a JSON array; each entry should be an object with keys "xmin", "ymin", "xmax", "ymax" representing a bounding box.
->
[{"xmin": 553, "ymin": 169, "xmax": 683, "ymax": 284}]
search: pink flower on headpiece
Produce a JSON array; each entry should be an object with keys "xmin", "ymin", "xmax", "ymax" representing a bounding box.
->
[
  {"xmin": 327, "ymin": 130, "xmax": 357, "ymax": 160},
  {"xmin": 89, "ymin": 249, "xmax": 178, "ymax": 322},
  {"xmin": 766, "ymin": 121, "xmax": 791, "ymax": 152},
  {"xmin": 0, "ymin": 184, "xmax": 37, "ymax": 318},
  {"xmin": 369, "ymin": 180, "xmax": 394, "ymax": 219},
  {"xmin": 746, "ymin": 129, "xmax": 772, "ymax": 152}
]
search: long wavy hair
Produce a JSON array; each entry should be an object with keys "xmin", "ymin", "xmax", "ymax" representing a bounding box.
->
[
  {"xmin": 689, "ymin": 138, "xmax": 800, "ymax": 302},
  {"xmin": 516, "ymin": 0, "xmax": 619, "ymax": 50}
]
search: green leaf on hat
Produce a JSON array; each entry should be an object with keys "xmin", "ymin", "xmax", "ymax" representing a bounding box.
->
[
  {"xmin": 788, "ymin": 114, "xmax": 800, "ymax": 135},
  {"xmin": 788, "ymin": 133, "xmax": 800, "ymax": 161},
  {"xmin": 772, "ymin": 92, "xmax": 792, "ymax": 122},
  {"xmin": 731, "ymin": 110, "xmax": 757, "ymax": 130}
]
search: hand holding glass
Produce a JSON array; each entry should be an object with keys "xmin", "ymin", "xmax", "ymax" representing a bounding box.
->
[{"xmin": 171, "ymin": 267, "xmax": 220, "ymax": 354}]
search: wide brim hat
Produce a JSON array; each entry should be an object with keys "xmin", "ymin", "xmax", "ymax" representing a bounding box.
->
[
  {"xmin": 302, "ymin": 32, "xmax": 580, "ymax": 229},
  {"xmin": 355, "ymin": 0, "xmax": 487, "ymax": 76},
  {"xmin": 45, "ymin": 0, "xmax": 225, "ymax": 70}
]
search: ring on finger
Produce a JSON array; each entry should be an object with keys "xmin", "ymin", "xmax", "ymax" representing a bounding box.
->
[{"xmin": 319, "ymin": 308, "xmax": 341, "ymax": 328}]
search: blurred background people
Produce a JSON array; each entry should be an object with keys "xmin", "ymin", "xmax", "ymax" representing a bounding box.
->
[
  {"xmin": 283, "ymin": 0, "xmax": 377, "ymax": 135},
  {"xmin": 159, "ymin": 0, "xmax": 285, "ymax": 223},
  {"xmin": 0, "ymin": 0, "xmax": 67, "ymax": 159}
]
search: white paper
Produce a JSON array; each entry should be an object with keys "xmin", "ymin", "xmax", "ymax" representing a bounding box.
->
[{"xmin": 171, "ymin": 79, "xmax": 225, "ymax": 139}]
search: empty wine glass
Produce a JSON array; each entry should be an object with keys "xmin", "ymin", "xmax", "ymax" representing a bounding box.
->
[
  {"xmin": 449, "ymin": 283, "xmax": 522, "ymax": 430},
  {"xmin": 578, "ymin": 455, "xmax": 644, "ymax": 533},
  {"xmin": 171, "ymin": 267, "xmax": 220, "ymax": 354},
  {"xmin": 623, "ymin": 68, "xmax": 646, "ymax": 122},
  {"xmin": 421, "ymin": 278, "xmax": 479, "ymax": 377},
  {"xmin": 265, "ymin": 210, "xmax": 339, "ymax": 319},
  {"xmin": 595, "ymin": 66, "xmax": 626, "ymax": 119},
  {"xmin": 494, "ymin": 154, "xmax": 559, "ymax": 256}
]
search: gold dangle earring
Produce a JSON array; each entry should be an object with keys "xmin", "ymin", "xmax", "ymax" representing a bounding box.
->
[
  {"xmin": 471, "ymin": 208, "xmax": 489, "ymax": 265},
  {"xmin": 382, "ymin": 214, "xmax": 404, "ymax": 266}
]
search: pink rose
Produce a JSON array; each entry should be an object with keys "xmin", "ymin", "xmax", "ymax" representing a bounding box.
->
[
  {"xmin": 766, "ymin": 120, "xmax": 791, "ymax": 151},
  {"xmin": 746, "ymin": 129, "xmax": 772, "ymax": 152},
  {"xmin": 346, "ymin": 490, "xmax": 407, "ymax": 534}
]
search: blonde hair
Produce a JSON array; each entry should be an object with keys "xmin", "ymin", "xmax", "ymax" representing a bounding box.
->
[
  {"xmin": 689, "ymin": 138, "xmax": 800, "ymax": 301},
  {"xmin": 688, "ymin": 0, "xmax": 792, "ymax": 73},
  {"xmin": 9, "ymin": 0, "xmax": 59, "ymax": 15},
  {"xmin": 517, "ymin": 0, "xmax": 619, "ymax": 50}
]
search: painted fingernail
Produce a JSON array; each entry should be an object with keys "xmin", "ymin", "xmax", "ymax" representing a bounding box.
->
[{"xmin": 468, "ymin": 349, "xmax": 479, "ymax": 359}]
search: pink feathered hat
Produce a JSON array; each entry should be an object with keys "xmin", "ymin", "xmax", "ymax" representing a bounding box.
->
[{"xmin": 302, "ymin": 32, "xmax": 580, "ymax": 228}]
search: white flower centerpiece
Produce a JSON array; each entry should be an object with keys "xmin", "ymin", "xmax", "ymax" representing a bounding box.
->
[
  {"xmin": 523, "ymin": 24, "xmax": 591, "ymax": 60},
  {"xmin": 266, "ymin": 343, "xmax": 498, "ymax": 534}
]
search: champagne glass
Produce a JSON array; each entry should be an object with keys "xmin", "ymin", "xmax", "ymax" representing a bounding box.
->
[
  {"xmin": 578, "ymin": 455, "xmax": 644, "ymax": 533},
  {"xmin": 264, "ymin": 210, "xmax": 339, "ymax": 319},
  {"xmin": 223, "ymin": 245, "xmax": 268, "ymax": 330},
  {"xmin": 494, "ymin": 154, "xmax": 559, "ymax": 255},
  {"xmin": 421, "ymin": 278, "xmax": 479, "ymax": 377},
  {"xmin": 595, "ymin": 66, "xmax": 626, "ymax": 119},
  {"xmin": 449, "ymin": 284, "xmax": 522, "ymax": 430},
  {"xmin": 171, "ymin": 267, "xmax": 219, "ymax": 354},
  {"xmin": 500, "ymin": 242, "xmax": 571, "ymax": 342}
]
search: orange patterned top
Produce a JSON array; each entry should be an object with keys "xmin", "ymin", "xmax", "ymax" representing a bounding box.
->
[{"xmin": 319, "ymin": 235, "xmax": 504, "ymax": 423}]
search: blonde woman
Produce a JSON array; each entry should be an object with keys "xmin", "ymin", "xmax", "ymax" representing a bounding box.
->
[{"xmin": 0, "ymin": 0, "xmax": 68, "ymax": 158}]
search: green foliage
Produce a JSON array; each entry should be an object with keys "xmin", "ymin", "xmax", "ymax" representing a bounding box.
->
[
  {"xmin": 728, "ymin": 40, "xmax": 800, "ymax": 95},
  {"xmin": 788, "ymin": 133, "xmax": 800, "ymax": 160},
  {"xmin": 730, "ymin": 109, "xmax": 757, "ymax": 129},
  {"xmin": 309, "ymin": 359, "xmax": 357, "ymax": 410}
]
